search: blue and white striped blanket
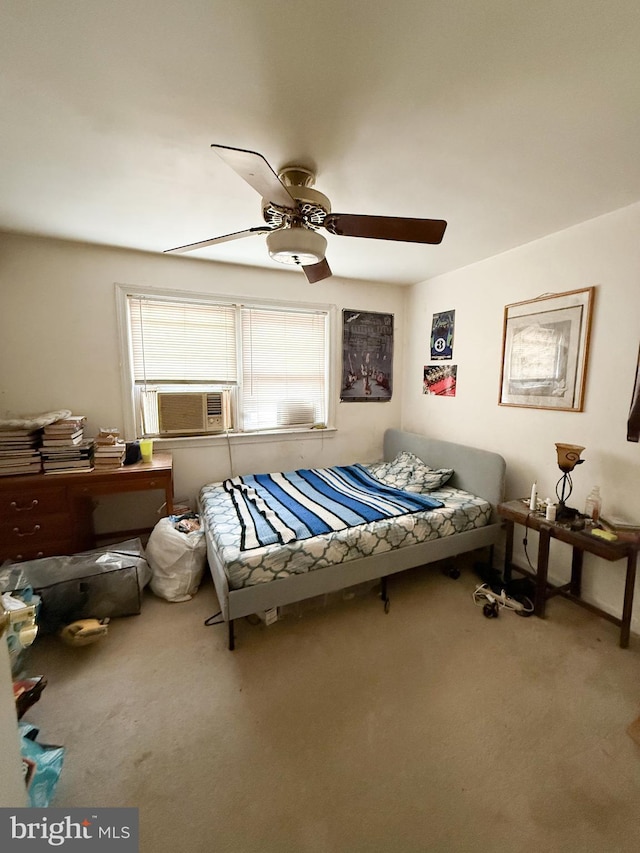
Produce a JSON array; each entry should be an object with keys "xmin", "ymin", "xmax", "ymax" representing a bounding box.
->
[{"xmin": 223, "ymin": 464, "xmax": 444, "ymax": 551}]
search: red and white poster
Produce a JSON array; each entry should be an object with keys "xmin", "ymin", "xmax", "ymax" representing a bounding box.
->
[{"xmin": 423, "ymin": 364, "xmax": 457, "ymax": 397}]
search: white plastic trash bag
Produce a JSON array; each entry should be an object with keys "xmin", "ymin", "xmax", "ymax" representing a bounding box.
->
[{"xmin": 146, "ymin": 515, "xmax": 206, "ymax": 602}]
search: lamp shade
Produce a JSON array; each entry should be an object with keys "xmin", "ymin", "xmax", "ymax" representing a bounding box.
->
[{"xmin": 555, "ymin": 443, "xmax": 585, "ymax": 472}]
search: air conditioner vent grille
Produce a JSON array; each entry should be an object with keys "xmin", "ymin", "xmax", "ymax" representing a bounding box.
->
[
  {"xmin": 207, "ymin": 394, "xmax": 222, "ymax": 417},
  {"xmin": 157, "ymin": 390, "xmax": 231, "ymax": 435}
]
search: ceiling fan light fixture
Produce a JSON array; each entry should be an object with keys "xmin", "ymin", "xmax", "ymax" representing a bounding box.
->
[
  {"xmin": 166, "ymin": 144, "xmax": 448, "ymax": 280},
  {"xmin": 267, "ymin": 228, "xmax": 327, "ymax": 266}
]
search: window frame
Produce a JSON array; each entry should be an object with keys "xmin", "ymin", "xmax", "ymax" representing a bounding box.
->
[{"xmin": 115, "ymin": 283, "xmax": 337, "ymax": 444}]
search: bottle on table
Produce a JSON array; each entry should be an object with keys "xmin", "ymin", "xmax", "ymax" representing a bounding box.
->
[{"xmin": 584, "ymin": 486, "xmax": 602, "ymax": 522}]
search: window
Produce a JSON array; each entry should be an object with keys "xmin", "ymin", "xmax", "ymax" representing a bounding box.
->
[
  {"xmin": 118, "ymin": 287, "xmax": 331, "ymax": 438},
  {"xmin": 241, "ymin": 306, "xmax": 327, "ymax": 431}
]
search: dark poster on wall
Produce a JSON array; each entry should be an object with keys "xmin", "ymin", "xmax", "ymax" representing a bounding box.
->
[
  {"xmin": 341, "ymin": 310, "xmax": 393, "ymax": 402},
  {"xmin": 430, "ymin": 310, "xmax": 455, "ymax": 360}
]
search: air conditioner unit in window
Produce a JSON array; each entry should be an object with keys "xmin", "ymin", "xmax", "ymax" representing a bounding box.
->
[
  {"xmin": 277, "ymin": 401, "xmax": 316, "ymax": 427},
  {"xmin": 157, "ymin": 390, "xmax": 231, "ymax": 435}
]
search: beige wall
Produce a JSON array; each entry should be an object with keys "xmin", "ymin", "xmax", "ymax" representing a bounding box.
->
[
  {"xmin": 403, "ymin": 201, "xmax": 640, "ymax": 629},
  {"xmin": 0, "ymin": 232, "xmax": 405, "ymax": 526}
]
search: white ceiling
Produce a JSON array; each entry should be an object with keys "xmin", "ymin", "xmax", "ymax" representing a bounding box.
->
[{"xmin": 2, "ymin": 1, "xmax": 640, "ymax": 285}]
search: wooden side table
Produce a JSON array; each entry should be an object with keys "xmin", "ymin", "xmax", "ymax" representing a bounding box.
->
[{"xmin": 498, "ymin": 500, "xmax": 639, "ymax": 648}]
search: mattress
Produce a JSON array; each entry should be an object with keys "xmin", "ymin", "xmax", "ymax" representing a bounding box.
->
[{"xmin": 199, "ymin": 477, "xmax": 491, "ymax": 591}]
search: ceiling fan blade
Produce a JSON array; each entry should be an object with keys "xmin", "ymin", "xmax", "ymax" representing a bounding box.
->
[
  {"xmin": 211, "ymin": 144, "xmax": 297, "ymax": 210},
  {"xmin": 164, "ymin": 226, "xmax": 273, "ymax": 254},
  {"xmin": 303, "ymin": 257, "xmax": 332, "ymax": 283},
  {"xmin": 324, "ymin": 214, "xmax": 447, "ymax": 245}
]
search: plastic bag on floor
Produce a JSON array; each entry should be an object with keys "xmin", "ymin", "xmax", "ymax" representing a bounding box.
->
[
  {"xmin": 0, "ymin": 540, "xmax": 148, "ymax": 633},
  {"xmin": 77, "ymin": 538, "xmax": 152, "ymax": 589},
  {"xmin": 146, "ymin": 514, "xmax": 206, "ymax": 603},
  {"xmin": 19, "ymin": 722, "xmax": 65, "ymax": 807}
]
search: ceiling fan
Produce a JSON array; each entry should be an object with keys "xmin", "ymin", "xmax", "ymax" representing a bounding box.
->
[{"xmin": 164, "ymin": 144, "xmax": 447, "ymax": 283}]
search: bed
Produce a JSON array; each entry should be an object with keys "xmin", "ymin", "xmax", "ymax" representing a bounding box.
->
[{"xmin": 199, "ymin": 429, "xmax": 506, "ymax": 649}]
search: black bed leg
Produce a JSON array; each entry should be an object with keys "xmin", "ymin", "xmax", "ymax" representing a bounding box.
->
[
  {"xmin": 228, "ymin": 619, "xmax": 235, "ymax": 651},
  {"xmin": 380, "ymin": 577, "xmax": 390, "ymax": 613}
]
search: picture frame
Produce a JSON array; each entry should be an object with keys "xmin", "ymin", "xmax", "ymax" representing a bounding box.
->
[
  {"xmin": 499, "ymin": 287, "xmax": 594, "ymax": 411},
  {"xmin": 628, "ymin": 343, "xmax": 640, "ymax": 442}
]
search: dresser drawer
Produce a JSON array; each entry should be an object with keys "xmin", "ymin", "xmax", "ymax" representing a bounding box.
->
[
  {"xmin": 0, "ymin": 485, "xmax": 68, "ymax": 516},
  {"xmin": 0, "ymin": 512, "xmax": 74, "ymax": 548},
  {"xmin": 0, "ymin": 538, "xmax": 76, "ymax": 564}
]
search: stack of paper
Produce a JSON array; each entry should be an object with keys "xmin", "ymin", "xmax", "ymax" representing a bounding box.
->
[{"xmin": 599, "ymin": 515, "xmax": 640, "ymax": 542}]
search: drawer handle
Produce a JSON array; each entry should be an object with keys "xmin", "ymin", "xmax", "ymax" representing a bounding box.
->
[
  {"xmin": 15, "ymin": 552, "xmax": 44, "ymax": 561},
  {"xmin": 10, "ymin": 499, "xmax": 39, "ymax": 511},
  {"xmin": 13, "ymin": 525, "xmax": 41, "ymax": 537}
]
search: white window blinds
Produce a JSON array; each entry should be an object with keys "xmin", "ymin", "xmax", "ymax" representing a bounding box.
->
[
  {"xmin": 128, "ymin": 297, "xmax": 237, "ymax": 383},
  {"xmin": 123, "ymin": 292, "xmax": 329, "ymax": 435},
  {"xmin": 241, "ymin": 307, "xmax": 327, "ymax": 431}
]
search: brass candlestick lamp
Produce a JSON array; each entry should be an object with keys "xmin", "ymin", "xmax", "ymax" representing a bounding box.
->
[{"xmin": 555, "ymin": 443, "xmax": 585, "ymax": 520}]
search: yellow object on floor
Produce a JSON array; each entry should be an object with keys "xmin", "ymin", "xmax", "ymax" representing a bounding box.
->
[{"xmin": 59, "ymin": 618, "xmax": 109, "ymax": 646}]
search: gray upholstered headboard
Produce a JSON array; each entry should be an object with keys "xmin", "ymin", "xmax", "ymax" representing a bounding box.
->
[{"xmin": 383, "ymin": 429, "xmax": 506, "ymax": 520}]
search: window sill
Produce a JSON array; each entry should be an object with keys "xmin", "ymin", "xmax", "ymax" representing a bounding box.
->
[{"xmin": 147, "ymin": 426, "xmax": 337, "ymax": 450}]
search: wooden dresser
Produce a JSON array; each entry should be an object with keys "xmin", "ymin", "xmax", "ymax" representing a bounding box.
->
[{"xmin": 0, "ymin": 453, "xmax": 173, "ymax": 563}]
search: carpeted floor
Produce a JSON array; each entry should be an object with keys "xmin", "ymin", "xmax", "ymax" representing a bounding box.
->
[{"xmin": 24, "ymin": 560, "xmax": 640, "ymax": 853}]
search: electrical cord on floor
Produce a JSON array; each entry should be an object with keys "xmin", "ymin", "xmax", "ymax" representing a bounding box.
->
[
  {"xmin": 522, "ymin": 510, "xmax": 537, "ymax": 572},
  {"xmin": 472, "ymin": 584, "xmax": 534, "ymax": 614}
]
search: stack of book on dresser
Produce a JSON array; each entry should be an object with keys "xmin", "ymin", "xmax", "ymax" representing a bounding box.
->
[
  {"xmin": 93, "ymin": 428, "xmax": 126, "ymax": 470},
  {"xmin": 41, "ymin": 415, "xmax": 94, "ymax": 473},
  {"xmin": 0, "ymin": 427, "xmax": 43, "ymax": 475}
]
